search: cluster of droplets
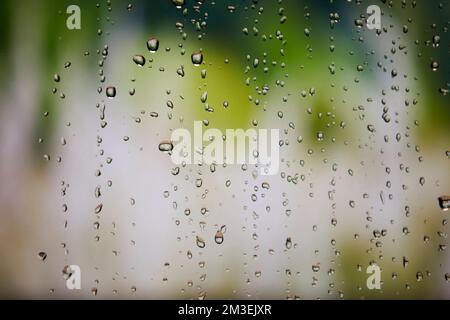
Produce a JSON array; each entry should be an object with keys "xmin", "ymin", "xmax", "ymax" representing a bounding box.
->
[{"xmin": 37, "ymin": 0, "xmax": 450, "ymax": 299}]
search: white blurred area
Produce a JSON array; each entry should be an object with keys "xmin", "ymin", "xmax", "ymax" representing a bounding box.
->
[{"xmin": 0, "ymin": 5, "xmax": 449, "ymax": 300}]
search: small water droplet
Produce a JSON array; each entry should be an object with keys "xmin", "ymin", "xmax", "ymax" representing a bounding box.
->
[
  {"xmin": 201, "ymin": 91, "xmax": 208, "ymax": 103},
  {"xmin": 391, "ymin": 69, "xmax": 398, "ymax": 77},
  {"xmin": 214, "ymin": 230, "xmax": 224, "ymax": 244},
  {"xmin": 176, "ymin": 65, "xmax": 185, "ymax": 77},
  {"xmin": 432, "ymin": 35, "xmax": 440, "ymax": 48},
  {"xmin": 438, "ymin": 196, "xmax": 449, "ymax": 211},
  {"xmin": 95, "ymin": 203, "xmax": 103, "ymax": 214},
  {"xmin": 431, "ymin": 60, "xmax": 439, "ymax": 71},
  {"xmin": 419, "ymin": 177, "xmax": 425, "ymax": 186},
  {"xmin": 38, "ymin": 252, "xmax": 47, "ymax": 261},
  {"xmin": 196, "ymin": 236, "xmax": 206, "ymax": 248},
  {"xmin": 285, "ymin": 237, "xmax": 292, "ymax": 249},
  {"xmin": 172, "ymin": 0, "xmax": 185, "ymax": 8},
  {"xmin": 403, "ymin": 256, "xmax": 409, "ymax": 268}
]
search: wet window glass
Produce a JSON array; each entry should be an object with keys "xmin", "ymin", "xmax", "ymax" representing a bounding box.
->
[{"xmin": 0, "ymin": 0, "xmax": 448, "ymax": 300}]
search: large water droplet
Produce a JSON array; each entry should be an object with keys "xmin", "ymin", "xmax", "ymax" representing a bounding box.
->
[
  {"xmin": 106, "ymin": 86, "xmax": 116, "ymax": 98},
  {"xmin": 147, "ymin": 38, "xmax": 159, "ymax": 53},
  {"xmin": 158, "ymin": 140, "xmax": 173, "ymax": 152},
  {"xmin": 191, "ymin": 52, "xmax": 203, "ymax": 66},
  {"xmin": 133, "ymin": 54, "xmax": 146, "ymax": 66}
]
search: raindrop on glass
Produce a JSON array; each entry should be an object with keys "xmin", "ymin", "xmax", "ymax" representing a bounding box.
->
[
  {"xmin": 158, "ymin": 140, "xmax": 173, "ymax": 152},
  {"xmin": 191, "ymin": 52, "xmax": 203, "ymax": 66},
  {"xmin": 147, "ymin": 38, "xmax": 159, "ymax": 53},
  {"xmin": 133, "ymin": 54, "xmax": 146, "ymax": 66},
  {"xmin": 438, "ymin": 196, "xmax": 449, "ymax": 211},
  {"xmin": 214, "ymin": 230, "xmax": 224, "ymax": 244},
  {"xmin": 106, "ymin": 86, "xmax": 116, "ymax": 98},
  {"xmin": 37, "ymin": 252, "xmax": 47, "ymax": 261}
]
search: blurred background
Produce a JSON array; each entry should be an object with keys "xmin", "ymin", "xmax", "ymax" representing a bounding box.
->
[{"xmin": 0, "ymin": 0, "xmax": 449, "ymax": 299}]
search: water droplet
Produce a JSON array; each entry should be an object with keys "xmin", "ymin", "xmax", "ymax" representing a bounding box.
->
[
  {"xmin": 147, "ymin": 38, "xmax": 159, "ymax": 53},
  {"xmin": 133, "ymin": 54, "xmax": 146, "ymax": 66},
  {"xmin": 416, "ymin": 272, "xmax": 423, "ymax": 282},
  {"xmin": 438, "ymin": 196, "xmax": 449, "ymax": 211},
  {"xmin": 158, "ymin": 140, "xmax": 173, "ymax": 152},
  {"xmin": 176, "ymin": 66, "xmax": 185, "ymax": 77},
  {"xmin": 432, "ymin": 35, "xmax": 440, "ymax": 48},
  {"xmin": 38, "ymin": 252, "xmax": 47, "ymax": 261},
  {"xmin": 198, "ymin": 291, "xmax": 207, "ymax": 300},
  {"xmin": 95, "ymin": 203, "xmax": 103, "ymax": 214},
  {"xmin": 201, "ymin": 91, "xmax": 208, "ymax": 103},
  {"xmin": 316, "ymin": 131, "xmax": 324, "ymax": 141},
  {"xmin": 403, "ymin": 256, "xmax": 409, "ymax": 268},
  {"xmin": 106, "ymin": 86, "xmax": 116, "ymax": 98},
  {"xmin": 214, "ymin": 230, "xmax": 224, "ymax": 244},
  {"xmin": 172, "ymin": 0, "xmax": 185, "ymax": 8},
  {"xmin": 196, "ymin": 236, "xmax": 206, "ymax": 248},
  {"xmin": 62, "ymin": 265, "xmax": 73, "ymax": 280},
  {"xmin": 439, "ymin": 87, "xmax": 449, "ymax": 96},
  {"xmin": 191, "ymin": 52, "xmax": 203, "ymax": 66},
  {"xmin": 419, "ymin": 177, "xmax": 425, "ymax": 186},
  {"xmin": 285, "ymin": 237, "xmax": 292, "ymax": 249},
  {"xmin": 431, "ymin": 60, "xmax": 439, "ymax": 71}
]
